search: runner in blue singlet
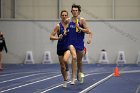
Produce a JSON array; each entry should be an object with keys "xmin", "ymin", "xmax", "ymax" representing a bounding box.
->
[
  {"xmin": 50, "ymin": 10, "xmax": 71, "ymax": 88},
  {"xmin": 65, "ymin": 4, "xmax": 91, "ymax": 84}
]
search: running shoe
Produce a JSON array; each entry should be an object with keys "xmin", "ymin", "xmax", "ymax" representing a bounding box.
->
[
  {"xmin": 63, "ymin": 81, "xmax": 67, "ymax": 88},
  {"xmin": 70, "ymin": 78, "xmax": 76, "ymax": 85},
  {"xmin": 79, "ymin": 72, "xmax": 85, "ymax": 83}
]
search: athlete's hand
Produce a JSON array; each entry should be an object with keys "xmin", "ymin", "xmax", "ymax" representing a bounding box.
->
[
  {"xmin": 64, "ymin": 18, "xmax": 69, "ymax": 24},
  {"xmin": 87, "ymin": 39, "xmax": 91, "ymax": 44},
  {"xmin": 76, "ymin": 23, "xmax": 79, "ymax": 28},
  {"xmin": 58, "ymin": 34, "xmax": 63, "ymax": 40},
  {"xmin": 64, "ymin": 30, "xmax": 67, "ymax": 36}
]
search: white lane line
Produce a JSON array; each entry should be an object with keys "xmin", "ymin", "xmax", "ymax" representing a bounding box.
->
[
  {"xmin": 0, "ymin": 71, "xmax": 43, "ymax": 77},
  {"xmin": 39, "ymin": 70, "xmax": 140, "ymax": 93},
  {"xmin": 135, "ymin": 85, "xmax": 140, "ymax": 93},
  {"xmin": 79, "ymin": 70, "xmax": 140, "ymax": 93},
  {"xmin": 120, "ymin": 70, "xmax": 140, "ymax": 74},
  {"xmin": 0, "ymin": 73, "xmax": 46, "ymax": 84},
  {"xmin": 0, "ymin": 74, "xmax": 61, "ymax": 93},
  {"xmin": 40, "ymin": 82, "xmax": 69, "ymax": 93},
  {"xmin": 39, "ymin": 72, "xmax": 110, "ymax": 93},
  {"xmin": 79, "ymin": 74, "xmax": 113, "ymax": 93},
  {"xmin": 0, "ymin": 71, "xmax": 59, "ymax": 77}
]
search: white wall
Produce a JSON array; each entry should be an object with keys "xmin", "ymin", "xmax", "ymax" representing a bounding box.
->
[
  {"xmin": 1, "ymin": 0, "xmax": 140, "ymax": 19},
  {"xmin": 0, "ymin": 20, "xmax": 140, "ymax": 64},
  {"xmin": 15, "ymin": 0, "xmax": 58, "ymax": 19}
]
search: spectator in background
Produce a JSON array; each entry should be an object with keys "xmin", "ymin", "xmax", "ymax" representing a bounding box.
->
[{"xmin": 0, "ymin": 32, "xmax": 8, "ymax": 70}]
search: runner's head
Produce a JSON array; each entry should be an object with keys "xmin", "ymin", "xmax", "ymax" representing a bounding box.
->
[{"xmin": 71, "ymin": 4, "xmax": 81, "ymax": 17}]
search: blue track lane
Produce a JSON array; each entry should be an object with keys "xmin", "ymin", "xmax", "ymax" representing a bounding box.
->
[
  {"xmin": 89, "ymin": 72, "xmax": 140, "ymax": 93},
  {"xmin": 0, "ymin": 64, "xmax": 139, "ymax": 93}
]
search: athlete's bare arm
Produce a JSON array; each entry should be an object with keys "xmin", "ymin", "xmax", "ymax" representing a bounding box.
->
[
  {"xmin": 87, "ymin": 31, "xmax": 92, "ymax": 44},
  {"xmin": 75, "ymin": 17, "xmax": 90, "ymax": 34},
  {"xmin": 50, "ymin": 24, "xmax": 63, "ymax": 40}
]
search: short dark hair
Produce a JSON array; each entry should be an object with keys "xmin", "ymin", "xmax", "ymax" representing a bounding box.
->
[
  {"xmin": 60, "ymin": 10, "xmax": 68, "ymax": 16},
  {"xmin": 71, "ymin": 4, "xmax": 81, "ymax": 12}
]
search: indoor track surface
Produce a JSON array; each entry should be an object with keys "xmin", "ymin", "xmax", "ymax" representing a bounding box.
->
[{"xmin": 0, "ymin": 64, "xmax": 140, "ymax": 93}]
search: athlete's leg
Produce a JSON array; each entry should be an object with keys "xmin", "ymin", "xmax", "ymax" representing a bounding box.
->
[
  {"xmin": 77, "ymin": 50, "xmax": 85, "ymax": 83},
  {"xmin": 68, "ymin": 45, "xmax": 77, "ymax": 84},
  {"xmin": 0, "ymin": 52, "xmax": 3, "ymax": 70},
  {"xmin": 58, "ymin": 56, "xmax": 67, "ymax": 81},
  {"xmin": 63, "ymin": 50, "xmax": 71, "ymax": 80},
  {"xmin": 77, "ymin": 47, "xmax": 86, "ymax": 73},
  {"xmin": 77, "ymin": 50, "xmax": 84, "ymax": 73}
]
